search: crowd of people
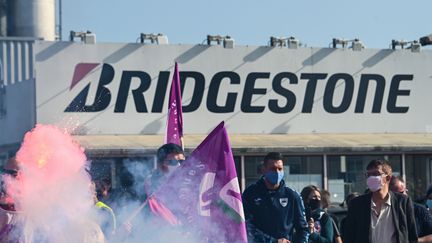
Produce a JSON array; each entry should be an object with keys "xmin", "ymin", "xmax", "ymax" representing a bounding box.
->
[
  {"xmin": 1, "ymin": 145, "xmax": 432, "ymax": 242},
  {"xmin": 243, "ymin": 152, "xmax": 432, "ymax": 243}
]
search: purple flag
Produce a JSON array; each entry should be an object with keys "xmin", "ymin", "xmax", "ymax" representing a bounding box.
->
[
  {"xmin": 164, "ymin": 62, "xmax": 183, "ymax": 147},
  {"xmin": 154, "ymin": 121, "xmax": 247, "ymax": 242}
]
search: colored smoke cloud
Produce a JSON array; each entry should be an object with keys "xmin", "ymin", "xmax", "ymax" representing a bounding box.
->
[{"xmin": 11, "ymin": 124, "xmax": 103, "ymax": 242}]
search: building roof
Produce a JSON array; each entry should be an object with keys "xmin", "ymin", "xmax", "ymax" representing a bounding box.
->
[{"xmin": 74, "ymin": 133, "xmax": 432, "ymax": 156}]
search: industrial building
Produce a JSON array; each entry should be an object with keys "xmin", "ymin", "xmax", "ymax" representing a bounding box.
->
[{"xmin": 2, "ymin": 0, "xmax": 432, "ymax": 203}]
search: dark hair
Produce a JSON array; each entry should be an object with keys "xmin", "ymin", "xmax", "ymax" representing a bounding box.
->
[
  {"xmin": 366, "ymin": 159, "xmax": 392, "ymax": 176},
  {"xmin": 389, "ymin": 175, "xmax": 404, "ymax": 192},
  {"xmin": 263, "ymin": 152, "xmax": 284, "ymax": 166},
  {"xmin": 342, "ymin": 192, "xmax": 360, "ymax": 209},
  {"xmin": 157, "ymin": 143, "xmax": 184, "ymax": 163},
  {"xmin": 300, "ymin": 185, "xmax": 320, "ymax": 203}
]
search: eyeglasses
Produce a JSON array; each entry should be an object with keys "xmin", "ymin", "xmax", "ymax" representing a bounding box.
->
[{"xmin": 365, "ymin": 172, "xmax": 386, "ymax": 178}]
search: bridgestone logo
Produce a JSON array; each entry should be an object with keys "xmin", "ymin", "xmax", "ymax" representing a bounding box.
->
[{"xmin": 65, "ymin": 63, "xmax": 413, "ymax": 114}]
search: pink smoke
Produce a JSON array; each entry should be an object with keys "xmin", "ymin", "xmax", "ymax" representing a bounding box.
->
[
  {"xmin": 16, "ymin": 124, "xmax": 86, "ymax": 181},
  {"xmin": 10, "ymin": 124, "xmax": 100, "ymax": 242}
]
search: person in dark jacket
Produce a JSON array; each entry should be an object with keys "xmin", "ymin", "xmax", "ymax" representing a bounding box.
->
[
  {"xmin": 339, "ymin": 192, "xmax": 360, "ymax": 241},
  {"xmin": 343, "ymin": 159, "xmax": 417, "ymax": 243},
  {"xmin": 301, "ymin": 185, "xmax": 335, "ymax": 243},
  {"xmin": 390, "ymin": 176, "xmax": 432, "ymax": 243},
  {"xmin": 145, "ymin": 143, "xmax": 185, "ymax": 194},
  {"xmin": 242, "ymin": 152, "xmax": 309, "ymax": 243}
]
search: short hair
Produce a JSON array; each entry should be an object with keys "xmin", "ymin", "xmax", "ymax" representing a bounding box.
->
[
  {"xmin": 300, "ymin": 185, "xmax": 320, "ymax": 203},
  {"xmin": 389, "ymin": 175, "xmax": 404, "ymax": 192},
  {"xmin": 157, "ymin": 143, "xmax": 184, "ymax": 164},
  {"xmin": 263, "ymin": 152, "xmax": 284, "ymax": 166},
  {"xmin": 366, "ymin": 159, "xmax": 392, "ymax": 176}
]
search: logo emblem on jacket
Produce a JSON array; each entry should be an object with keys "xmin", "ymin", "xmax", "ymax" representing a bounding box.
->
[{"xmin": 279, "ymin": 198, "xmax": 288, "ymax": 207}]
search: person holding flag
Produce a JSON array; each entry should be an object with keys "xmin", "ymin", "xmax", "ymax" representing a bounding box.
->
[
  {"xmin": 242, "ymin": 152, "xmax": 309, "ymax": 243},
  {"xmin": 144, "ymin": 62, "xmax": 186, "ymax": 225},
  {"xmin": 120, "ymin": 63, "xmax": 186, "ymax": 234},
  {"xmin": 150, "ymin": 122, "xmax": 248, "ymax": 242}
]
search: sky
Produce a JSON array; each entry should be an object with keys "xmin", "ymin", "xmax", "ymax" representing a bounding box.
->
[{"xmin": 61, "ymin": 0, "xmax": 432, "ymax": 49}]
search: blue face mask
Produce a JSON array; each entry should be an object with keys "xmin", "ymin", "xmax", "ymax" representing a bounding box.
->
[
  {"xmin": 426, "ymin": 199, "xmax": 432, "ymax": 209},
  {"xmin": 264, "ymin": 171, "xmax": 284, "ymax": 185}
]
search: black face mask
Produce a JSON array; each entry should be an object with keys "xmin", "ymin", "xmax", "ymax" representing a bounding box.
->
[{"xmin": 308, "ymin": 198, "xmax": 321, "ymax": 211}]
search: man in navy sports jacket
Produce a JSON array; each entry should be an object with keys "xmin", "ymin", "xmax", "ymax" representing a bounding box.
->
[{"xmin": 242, "ymin": 152, "xmax": 309, "ymax": 243}]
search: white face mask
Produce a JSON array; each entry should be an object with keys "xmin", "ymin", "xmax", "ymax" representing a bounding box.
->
[{"xmin": 367, "ymin": 175, "xmax": 383, "ymax": 192}]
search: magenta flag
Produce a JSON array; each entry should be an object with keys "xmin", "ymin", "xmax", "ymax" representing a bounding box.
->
[
  {"xmin": 154, "ymin": 121, "xmax": 247, "ymax": 242},
  {"xmin": 164, "ymin": 62, "xmax": 183, "ymax": 147}
]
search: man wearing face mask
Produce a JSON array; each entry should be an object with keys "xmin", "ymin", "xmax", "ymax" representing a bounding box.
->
[
  {"xmin": 343, "ymin": 159, "xmax": 417, "ymax": 243},
  {"xmin": 242, "ymin": 152, "xmax": 309, "ymax": 243},
  {"xmin": 119, "ymin": 143, "xmax": 185, "ymax": 236},
  {"xmin": 146, "ymin": 143, "xmax": 185, "ymax": 195}
]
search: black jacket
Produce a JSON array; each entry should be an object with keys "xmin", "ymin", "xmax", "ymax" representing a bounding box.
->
[
  {"xmin": 343, "ymin": 191, "xmax": 417, "ymax": 243},
  {"xmin": 242, "ymin": 178, "xmax": 309, "ymax": 243},
  {"xmin": 414, "ymin": 202, "xmax": 432, "ymax": 237}
]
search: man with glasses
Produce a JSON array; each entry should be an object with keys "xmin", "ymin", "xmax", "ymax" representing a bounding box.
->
[
  {"xmin": 390, "ymin": 176, "xmax": 432, "ymax": 243},
  {"xmin": 343, "ymin": 159, "xmax": 417, "ymax": 243}
]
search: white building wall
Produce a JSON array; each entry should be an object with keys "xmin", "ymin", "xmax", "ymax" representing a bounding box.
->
[{"xmin": 0, "ymin": 38, "xmax": 36, "ymax": 153}]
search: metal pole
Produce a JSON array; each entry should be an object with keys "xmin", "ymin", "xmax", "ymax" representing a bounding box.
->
[
  {"xmin": 58, "ymin": 0, "xmax": 62, "ymax": 40},
  {"xmin": 401, "ymin": 153, "xmax": 406, "ymax": 184},
  {"xmin": 241, "ymin": 155, "xmax": 246, "ymax": 192},
  {"xmin": 323, "ymin": 154, "xmax": 328, "ymax": 190}
]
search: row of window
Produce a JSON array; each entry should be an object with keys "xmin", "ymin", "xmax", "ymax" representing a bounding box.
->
[{"xmin": 2, "ymin": 153, "xmax": 429, "ymax": 203}]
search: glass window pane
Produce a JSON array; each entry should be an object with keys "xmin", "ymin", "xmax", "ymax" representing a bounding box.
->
[
  {"xmin": 244, "ymin": 156, "xmax": 264, "ymax": 188},
  {"xmin": 405, "ymin": 155, "xmax": 432, "ymax": 201},
  {"xmin": 284, "ymin": 156, "xmax": 323, "ymax": 192},
  {"xmin": 233, "ymin": 156, "xmax": 242, "ymax": 191},
  {"xmin": 90, "ymin": 158, "xmax": 114, "ymax": 182},
  {"xmin": 244, "ymin": 155, "xmax": 323, "ymax": 192}
]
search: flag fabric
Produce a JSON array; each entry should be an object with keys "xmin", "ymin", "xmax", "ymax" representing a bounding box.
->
[
  {"xmin": 164, "ymin": 62, "xmax": 183, "ymax": 148},
  {"xmin": 154, "ymin": 121, "xmax": 247, "ymax": 242},
  {"xmin": 147, "ymin": 197, "xmax": 180, "ymax": 226}
]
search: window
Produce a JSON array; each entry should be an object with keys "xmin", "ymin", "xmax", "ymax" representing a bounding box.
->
[
  {"xmin": 284, "ymin": 156, "xmax": 323, "ymax": 192},
  {"xmin": 405, "ymin": 155, "xmax": 432, "ymax": 201},
  {"xmin": 244, "ymin": 156, "xmax": 264, "ymax": 188},
  {"xmin": 244, "ymin": 155, "xmax": 323, "ymax": 192}
]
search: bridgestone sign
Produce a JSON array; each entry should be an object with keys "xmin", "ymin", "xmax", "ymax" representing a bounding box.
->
[{"xmin": 35, "ymin": 42, "xmax": 432, "ymax": 135}]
